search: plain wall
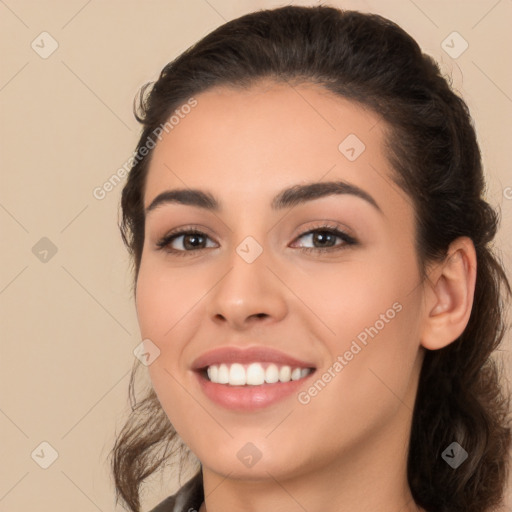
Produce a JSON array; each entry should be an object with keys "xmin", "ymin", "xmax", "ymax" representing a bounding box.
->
[{"xmin": 0, "ymin": 0, "xmax": 510, "ymax": 510}]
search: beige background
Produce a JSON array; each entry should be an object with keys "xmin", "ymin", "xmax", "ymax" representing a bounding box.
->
[{"xmin": 0, "ymin": 0, "xmax": 510, "ymax": 510}]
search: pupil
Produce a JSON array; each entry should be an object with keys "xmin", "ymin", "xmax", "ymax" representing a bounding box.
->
[
  {"xmin": 185, "ymin": 234, "xmax": 204, "ymax": 249},
  {"xmin": 314, "ymin": 231, "xmax": 334, "ymax": 247}
]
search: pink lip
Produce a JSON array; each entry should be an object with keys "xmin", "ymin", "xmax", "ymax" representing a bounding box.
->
[
  {"xmin": 194, "ymin": 373, "xmax": 315, "ymax": 411},
  {"xmin": 191, "ymin": 346, "xmax": 316, "ymax": 370},
  {"xmin": 191, "ymin": 346, "xmax": 317, "ymax": 411}
]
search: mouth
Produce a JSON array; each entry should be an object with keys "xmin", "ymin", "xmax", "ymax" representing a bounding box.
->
[
  {"xmin": 200, "ymin": 362, "xmax": 314, "ymax": 386},
  {"xmin": 191, "ymin": 346, "xmax": 317, "ymax": 410}
]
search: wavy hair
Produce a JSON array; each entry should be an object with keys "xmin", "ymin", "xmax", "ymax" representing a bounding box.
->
[{"xmin": 109, "ymin": 6, "xmax": 511, "ymax": 511}]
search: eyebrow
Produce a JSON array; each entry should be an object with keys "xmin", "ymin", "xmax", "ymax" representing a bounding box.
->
[{"xmin": 145, "ymin": 180, "xmax": 382, "ymax": 215}]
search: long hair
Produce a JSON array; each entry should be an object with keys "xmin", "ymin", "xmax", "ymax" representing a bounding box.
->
[{"xmin": 109, "ymin": 6, "xmax": 511, "ymax": 511}]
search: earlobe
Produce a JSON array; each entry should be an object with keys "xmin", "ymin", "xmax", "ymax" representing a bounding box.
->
[{"xmin": 420, "ymin": 237, "xmax": 477, "ymax": 351}]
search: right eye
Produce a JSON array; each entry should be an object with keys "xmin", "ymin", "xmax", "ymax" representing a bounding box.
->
[{"xmin": 156, "ymin": 229, "xmax": 218, "ymax": 255}]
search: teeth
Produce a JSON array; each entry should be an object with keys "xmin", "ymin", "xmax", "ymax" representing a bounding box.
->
[
  {"xmin": 265, "ymin": 364, "xmax": 279, "ymax": 384},
  {"xmin": 217, "ymin": 364, "xmax": 229, "ymax": 384},
  {"xmin": 247, "ymin": 363, "xmax": 265, "ymax": 385},
  {"xmin": 208, "ymin": 364, "xmax": 218, "ymax": 382},
  {"xmin": 291, "ymin": 368, "xmax": 302, "ymax": 381},
  {"xmin": 279, "ymin": 365, "xmax": 291, "ymax": 382},
  {"xmin": 206, "ymin": 362, "xmax": 312, "ymax": 386},
  {"xmin": 229, "ymin": 363, "xmax": 246, "ymax": 385}
]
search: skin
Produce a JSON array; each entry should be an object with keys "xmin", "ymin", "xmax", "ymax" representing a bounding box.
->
[{"xmin": 135, "ymin": 81, "xmax": 476, "ymax": 512}]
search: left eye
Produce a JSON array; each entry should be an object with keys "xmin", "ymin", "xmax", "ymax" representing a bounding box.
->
[
  {"xmin": 291, "ymin": 227, "xmax": 357, "ymax": 252},
  {"xmin": 156, "ymin": 226, "xmax": 357, "ymax": 255}
]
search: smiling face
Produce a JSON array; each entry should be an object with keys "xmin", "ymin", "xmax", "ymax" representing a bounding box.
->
[{"xmin": 135, "ymin": 81, "xmax": 428, "ymax": 486}]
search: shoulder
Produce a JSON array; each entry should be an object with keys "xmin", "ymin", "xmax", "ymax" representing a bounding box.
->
[{"xmin": 148, "ymin": 471, "xmax": 203, "ymax": 512}]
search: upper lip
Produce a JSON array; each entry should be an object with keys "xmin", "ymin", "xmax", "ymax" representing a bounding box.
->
[{"xmin": 191, "ymin": 346, "xmax": 316, "ymax": 370}]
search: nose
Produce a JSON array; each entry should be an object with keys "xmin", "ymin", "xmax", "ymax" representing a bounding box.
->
[{"xmin": 205, "ymin": 246, "xmax": 288, "ymax": 331}]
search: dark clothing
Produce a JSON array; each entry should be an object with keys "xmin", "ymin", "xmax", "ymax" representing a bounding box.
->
[{"xmin": 149, "ymin": 471, "xmax": 204, "ymax": 512}]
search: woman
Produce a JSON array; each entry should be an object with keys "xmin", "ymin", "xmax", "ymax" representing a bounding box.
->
[{"xmin": 110, "ymin": 5, "xmax": 511, "ymax": 512}]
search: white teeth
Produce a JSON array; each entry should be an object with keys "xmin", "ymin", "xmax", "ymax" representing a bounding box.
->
[
  {"xmin": 205, "ymin": 362, "xmax": 312, "ymax": 386},
  {"xmin": 279, "ymin": 365, "xmax": 291, "ymax": 382},
  {"xmin": 229, "ymin": 363, "xmax": 246, "ymax": 385},
  {"xmin": 217, "ymin": 364, "xmax": 229, "ymax": 384},
  {"xmin": 207, "ymin": 365, "xmax": 218, "ymax": 382},
  {"xmin": 246, "ymin": 363, "xmax": 265, "ymax": 385},
  {"xmin": 265, "ymin": 364, "xmax": 279, "ymax": 383},
  {"xmin": 291, "ymin": 368, "xmax": 302, "ymax": 381}
]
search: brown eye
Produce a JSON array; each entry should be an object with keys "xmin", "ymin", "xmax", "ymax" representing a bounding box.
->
[
  {"xmin": 156, "ymin": 230, "xmax": 217, "ymax": 255},
  {"xmin": 292, "ymin": 226, "xmax": 357, "ymax": 254}
]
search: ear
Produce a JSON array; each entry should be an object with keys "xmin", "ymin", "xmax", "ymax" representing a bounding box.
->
[{"xmin": 420, "ymin": 237, "xmax": 477, "ymax": 350}]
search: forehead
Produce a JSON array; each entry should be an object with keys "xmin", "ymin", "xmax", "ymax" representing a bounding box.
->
[{"xmin": 144, "ymin": 81, "xmax": 396, "ymax": 210}]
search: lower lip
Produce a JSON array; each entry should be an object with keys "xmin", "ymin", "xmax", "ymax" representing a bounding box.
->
[{"xmin": 194, "ymin": 370, "xmax": 315, "ymax": 411}]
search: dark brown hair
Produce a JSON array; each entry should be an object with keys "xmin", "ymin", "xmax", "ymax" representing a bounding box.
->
[{"xmin": 110, "ymin": 6, "xmax": 511, "ymax": 511}]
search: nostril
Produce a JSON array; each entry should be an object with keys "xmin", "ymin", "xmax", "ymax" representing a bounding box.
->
[{"xmin": 252, "ymin": 313, "xmax": 269, "ymax": 320}]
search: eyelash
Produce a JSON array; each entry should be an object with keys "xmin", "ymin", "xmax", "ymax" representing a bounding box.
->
[{"xmin": 155, "ymin": 223, "xmax": 357, "ymax": 257}]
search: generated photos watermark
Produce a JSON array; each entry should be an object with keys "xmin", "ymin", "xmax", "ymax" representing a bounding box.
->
[
  {"xmin": 297, "ymin": 301, "xmax": 403, "ymax": 405},
  {"xmin": 92, "ymin": 97, "xmax": 198, "ymax": 200}
]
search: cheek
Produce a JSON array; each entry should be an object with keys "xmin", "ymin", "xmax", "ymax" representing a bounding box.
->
[
  {"xmin": 135, "ymin": 257, "xmax": 201, "ymax": 340},
  {"xmin": 291, "ymin": 245, "xmax": 419, "ymax": 346},
  {"xmin": 134, "ymin": 259, "xmax": 204, "ymax": 438},
  {"xmin": 299, "ymin": 245, "xmax": 422, "ymax": 398},
  {"xmin": 306, "ymin": 257, "xmax": 422, "ymax": 406}
]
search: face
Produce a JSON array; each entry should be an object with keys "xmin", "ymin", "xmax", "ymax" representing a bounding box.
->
[{"xmin": 135, "ymin": 81, "xmax": 427, "ymax": 481}]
